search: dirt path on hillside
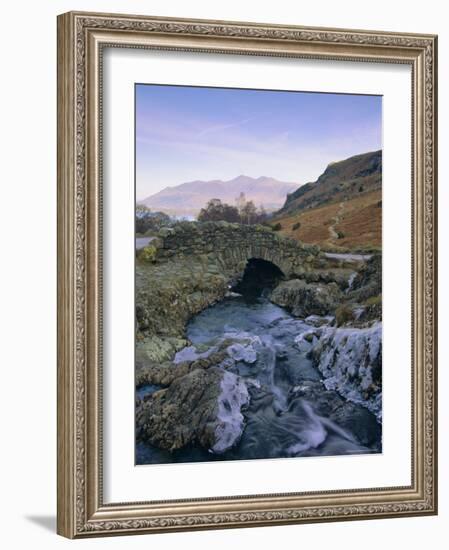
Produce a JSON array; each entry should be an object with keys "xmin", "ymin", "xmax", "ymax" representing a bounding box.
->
[{"xmin": 328, "ymin": 201, "xmax": 345, "ymax": 242}]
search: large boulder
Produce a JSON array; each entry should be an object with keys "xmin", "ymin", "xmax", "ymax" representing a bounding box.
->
[
  {"xmin": 271, "ymin": 279, "xmax": 342, "ymax": 318},
  {"xmin": 347, "ymin": 254, "xmax": 382, "ymax": 302},
  {"xmin": 137, "ymin": 368, "xmax": 249, "ymax": 453},
  {"xmin": 300, "ymin": 268, "xmax": 356, "ymax": 291},
  {"xmin": 136, "ymin": 347, "xmax": 229, "ymax": 387},
  {"xmin": 136, "ymin": 335, "xmax": 188, "ymax": 364}
]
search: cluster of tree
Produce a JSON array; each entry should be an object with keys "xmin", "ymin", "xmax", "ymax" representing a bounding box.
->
[
  {"xmin": 135, "ymin": 204, "xmax": 172, "ymax": 234},
  {"xmin": 198, "ymin": 193, "xmax": 268, "ymax": 225},
  {"xmin": 197, "ymin": 198, "xmax": 240, "ymax": 223}
]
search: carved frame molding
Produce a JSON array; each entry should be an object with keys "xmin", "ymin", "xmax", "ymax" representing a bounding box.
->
[{"xmin": 57, "ymin": 11, "xmax": 437, "ymax": 538}]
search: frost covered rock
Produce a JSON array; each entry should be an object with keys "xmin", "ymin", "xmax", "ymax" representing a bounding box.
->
[
  {"xmin": 310, "ymin": 322, "xmax": 382, "ymax": 420},
  {"xmin": 227, "ymin": 342, "xmax": 258, "ymax": 363},
  {"xmin": 294, "ymin": 329, "xmax": 320, "ymax": 353},
  {"xmin": 136, "ymin": 346, "xmax": 230, "ymax": 387},
  {"xmin": 136, "ymin": 367, "xmax": 248, "ymax": 453},
  {"xmin": 173, "ymin": 344, "xmax": 217, "ymax": 364},
  {"xmin": 304, "ymin": 314, "xmax": 334, "ymax": 327}
]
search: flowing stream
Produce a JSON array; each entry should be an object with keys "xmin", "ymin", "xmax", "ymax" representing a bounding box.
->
[
  {"xmin": 324, "ymin": 252, "xmax": 372, "ymax": 262},
  {"xmin": 136, "ymin": 292, "xmax": 381, "ymax": 464}
]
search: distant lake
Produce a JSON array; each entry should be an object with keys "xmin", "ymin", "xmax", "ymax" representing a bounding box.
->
[{"xmin": 136, "ymin": 236, "xmax": 155, "ymax": 250}]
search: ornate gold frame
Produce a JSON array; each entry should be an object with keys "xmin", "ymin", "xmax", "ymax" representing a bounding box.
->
[{"xmin": 57, "ymin": 11, "xmax": 438, "ymax": 538}]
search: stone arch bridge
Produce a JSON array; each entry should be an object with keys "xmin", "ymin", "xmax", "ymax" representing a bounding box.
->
[
  {"xmin": 156, "ymin": 221, "xmax": 319, "ymax": 279},
  {"xmin": 136, "ymin": 222, "xmax": 321, "ymax": 339}
]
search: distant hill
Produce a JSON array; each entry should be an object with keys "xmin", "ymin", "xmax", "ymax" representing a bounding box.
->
[
  {"xmin": 274, "ymin": 150, "xmax": 382, "ymax": 251},
  {"xmin": 138, "ymin": 175, "xmax": 298, "ymax": 217}
]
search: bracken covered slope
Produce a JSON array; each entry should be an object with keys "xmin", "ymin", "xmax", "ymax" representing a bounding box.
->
[{"xmin": 274, "ymin": 150, "xmax": 382, "ymax": 251}]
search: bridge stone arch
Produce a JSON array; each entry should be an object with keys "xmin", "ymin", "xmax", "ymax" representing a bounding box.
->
[
  {"xmin": 156, "ymin": 221, "xmax": 319, "ymax": 282},
  {"xmin": 137, "ymin": 221, "xmax": 322, "ymax": 338}
]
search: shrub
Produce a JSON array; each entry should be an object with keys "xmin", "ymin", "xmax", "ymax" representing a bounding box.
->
[
  {"xmin": 365, "ymin": 294, "xmax": 382, "ymax": 307},
  {"xmin": 136, "ymin": 205, "xmax": 171, "ymax": 234},
  {"xmin": 335, "ymin": 304, "xmax": 354, "ymax": 326},
  {"xmin": 336, "ymin": 231, "xmax": 345, "ymax": 239},
  {"xmin": 138, "ymin": 245, "xmax": 157, "ymax": 263},
  {"xmin": 271, "ymin": 222, "xmax": 282, "ymax": 231},
  {"xmin": 292, "ymin": 222, "xmax": 301, "ymax": 231}
]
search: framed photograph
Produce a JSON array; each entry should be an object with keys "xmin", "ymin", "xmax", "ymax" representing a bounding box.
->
[{"xmin": 57, "ymin": 11, "xmax": 438, "ymax": 538}]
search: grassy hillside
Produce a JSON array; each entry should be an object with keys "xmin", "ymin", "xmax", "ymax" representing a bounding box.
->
[
  {"xmin": 278, "ymin": 150, "xmax": 381, "ymax": 217},
  {"xmin": 276, "ymin": 190, "xmax": 382, "ymax": 252},
  {"xmin": 274, "ymin": 150, "xmax": 382, "ymax": 251}
]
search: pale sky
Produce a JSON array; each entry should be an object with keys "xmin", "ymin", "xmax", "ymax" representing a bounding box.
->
[{"xmin": 136, "ymin": 84, "xmax": 382, "ymax": 200}]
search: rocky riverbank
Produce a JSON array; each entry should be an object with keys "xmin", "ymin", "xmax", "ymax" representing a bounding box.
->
[
  {"xmin": 137, "ymin": 367, "xmax": 249, "ymax": 453},
  {"xmin": 135, "ymin": 221, "xmax": 382, "ymax": 461},
  {"xmin": 296, "ymin": 322, "xmax": 382, "ymax": 421},
  {"xmin": 271, "ymin": 253, "xmax": 382, "ymax": 420}
]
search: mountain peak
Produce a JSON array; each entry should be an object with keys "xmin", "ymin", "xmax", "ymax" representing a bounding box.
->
[
  {"xmin": 229, "ymin": 175, "xmax": 254, "ymax": 183},
  {"xmin": 139, "ymin": 175, "xmax": 298, "ymax": 216}
]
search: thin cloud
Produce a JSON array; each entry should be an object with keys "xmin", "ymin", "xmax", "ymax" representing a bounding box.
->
[
  {"xmin": 196, "ymin": 117, "xmax": 254, "ymax": 138},
  {"xmin": 135, "ymin": 86, "xmax": 382, "ymax": 197}
]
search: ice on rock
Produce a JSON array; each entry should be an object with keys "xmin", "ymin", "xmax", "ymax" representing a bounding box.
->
[
  {"xmin": 294, "ymin": 329, "xmax": 319, "ymax": 353},
  {"xmin": 227, "ymin": 342, "xmax": 257, "ymax": 363},
  {"xmin": 311, "ymin": 322, "xmax": 382, "ymax": 421},
  {"xmin": 173, "ymin": 344, "xmax": 217, "ymax": 364},
  {"xmin": 211, "ymin": 371, "xmax": 249, "ymax": 453},
  {"xmin": 304, "ymin": 314, "xmax": 334, "ymax": 327}
]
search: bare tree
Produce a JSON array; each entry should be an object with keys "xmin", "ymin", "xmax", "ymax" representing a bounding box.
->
[
  {"xmin": 235, "ymin": 192, "xmax": 246, "ymax": 217},
  {"xmin": 241, "ymin": 200, "xmax": 257, "ymax": 225}
]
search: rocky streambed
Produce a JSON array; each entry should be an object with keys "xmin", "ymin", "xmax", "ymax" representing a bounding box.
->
[
  {"xmin": 135, "ymin": 230, "xmax": 382, "ymax": 464},
  {"xmin": 136, "ymin": 222, "xmax": 382, "ymax": 464}
]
